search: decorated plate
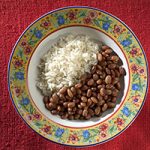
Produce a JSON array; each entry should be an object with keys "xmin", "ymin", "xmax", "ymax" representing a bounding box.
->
[{"xmin": 8, "ymin": 6, "xmax": 148, "ymax": 147}]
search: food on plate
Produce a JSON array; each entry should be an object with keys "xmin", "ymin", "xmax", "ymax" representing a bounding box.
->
[
  {"xmin": 37, "ymin": 34, "xmax": 126, "ymax": 120},
  {"xmin": 37, "ymin": 34, "xmax": 100, "ymax": 95}
]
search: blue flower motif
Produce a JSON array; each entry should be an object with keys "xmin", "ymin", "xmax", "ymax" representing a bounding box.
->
[
  {"xmin": 102, "ymin": 22, "xmax": 110, "ymax": 30},
  {"xmin": 55, "ymin": 128, "xmax": 64, "ymax": 137},
  {"xmin": 83, "ymin": 130, "xmax": 90, "ymax": 139},
  {"xmin": 22, "ymin": 97, "xmax": 30, "ymax": 105},
  {"xmin": 122, "ymin": 106, "xmax": 130, "ymax": 117},
  {"xmin": 57, "ymin": 16, "xmax": 65, "ymax": 25},
  {"xmin": 133, "ymin": 98, "xmax": 138, "ymax": 102},
  {"xmin": 121, "ymin": 39, "xmax": 132, "ymax": 47},
  {"xmin": 30, "ymin": 29, "xmax": 33, "ymax": 33},
  {"xmin": 15, "ymin": 72, "xmax": 24, "ymax": 80},
  {"xmin": 132, "ymin": 84, "xmax": 140, "ymax": 91},
  {"xmin": 35, "ymin": 30, "xmax": 43, "ymax": 39},
  {"xmin": 127, "ymin": 31, "xmax": 131, "ymax": 34}
]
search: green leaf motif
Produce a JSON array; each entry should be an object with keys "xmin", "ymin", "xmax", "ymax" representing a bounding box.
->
[
  {"xmin": 83, "ymin": 137, "xmax": 90, "ymax": 142},
  {"xmin": 132, "ymin": 74, "xmax": 139, "ymax": 82},
  {"xmin": 139, "ymin": 77, "xmax": 143, "ymax": 91},
  {"xmin": 90, "ymin": 129, "xmax": 99, "ymax": 134},
  {"xmin": 35, "ymin": 122, "xmax": 42, "ymax": 127},
  {"xmin": 29, "ymin": 105, "xmax": 34, "ymax": 114},
  {"xmin": 18, "ymin": 49, "xmax": 23, "ymax": 58},
  {"xmin": 135, "ymin": 57, "xmax": 143, "ymax": 65},
  {"xmin": 109, "ymin": 125, "xmax": 117, "ymax": 134},
  {"xmin": 107, "ymin": 20, "xmax": 112, "ymax": 24},
  {"xmin": 20, "ymin": 104, "xmax": 29, "ymax": 113},
  {"xmin": 78, "ymin": 11, "xmax": 87, "ymax": 17},
  {"xmin": 28, "ymin": 40, "xmax": 38, "ymax": 46},
  {"xmin": 109, "ymin": 126, "xmax": 114, "ymax": 133},
  {"xmin": 93, "ymin": 19, "xmax": 100, "ymax": 27}
]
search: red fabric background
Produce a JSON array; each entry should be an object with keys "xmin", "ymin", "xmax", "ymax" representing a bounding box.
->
[{"xmin": 0, "ymin": 0, "xmax": 150, "ymax": 149}]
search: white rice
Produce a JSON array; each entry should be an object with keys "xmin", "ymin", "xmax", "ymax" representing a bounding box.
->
[{"xmin": 37, "ymin": 34, "xmax": 101, "ymax": 95}]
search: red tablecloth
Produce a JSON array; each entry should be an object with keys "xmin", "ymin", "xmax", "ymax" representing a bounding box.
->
[{"xmin": 1, "ymin": 0, "xmax": 150, "ymax": 149}]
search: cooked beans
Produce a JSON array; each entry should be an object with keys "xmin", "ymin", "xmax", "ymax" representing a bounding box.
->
[
  {"xmin": 49, "ymin": 102, "xmax": 55, "ymax": 109},
  {"xmin": 59, "ymin": 87, "xmax": 67, "ymax": 94},
  {"xmin": 105, "ymin": 48, "xmax": 112, "ymax": 54},
  {"xmin": 116, "ymin": 82, "xmax": 121, "ymax": 90},
  {"xmin": 97, "ymin": 93, "xmax": 102, "ymax": 101},
  {"xmin": 119, "ymin": 67, "xmax": 126, "ymax": 75},
  {"xmin": 71, "ymin": 87, "xmax": 76, "ymax": 95},
  {"xmin": 75, "ymin": 83, "xmax": 82, "ymax": 88},
  {"xmin": 82, "ymin": 85, "xmax": 88, "ymax": 91},
  {"xmin": 87, "ymin": 89, "xmax": 92, "ymax": 97},
  {"xmin": 98, "ymin": 100, "xmax": 105, "ymax": 106},
  {"xmin": 74, "ymin": 114, "xmax": 80, "ymax": 120},
  {"xmin": 97, "ymin": 53, "xmax": 103, "ymax": 62},
  {"xmin": 88, "ymin": 109, "xmax": 95, "ymax": 116},
  {"xmin": 68, "ymin": 115, "xmax": 74, "ymax": 120},
  {"xmin": 43, "ymin": 45, "xmax": 126, "ymax": 120},
  {"xmin": 43, "ymin": 96, "xmax": 49, "ymax": 104},
  {"xmin": 102, "ymin": 103, "xmax": 108, "ymax": 112},
  {"xmin": 78, "ymin": 109, "xmax": 83, "ymax": 115},
  {"xmin": 57, "ymin": 105, "xmax": 61, "ymax": 111},
  {"xmin": 91, "ymin": 97, "xmax": 98, "ymax": 104},
  {"xmin": 76, "ymin": 89, "xmax": 82, "ymax": 95},
  {"xmin": 105, "ymin": 75, "xmax": 112, "ymax": 84},
  {"xmin": 102, "ymin": 45, "xmax": 109, "ymax": 50},
  {"xmin": 91, "ymin": 65, "xmax": 97, "ymax": 74},
  {"xmin": 51, "ymin": 94, "xmax": 59, "ymax": 103},
  {"xmin": 82, "ymin": 109, "xmax": 88, "ymax": 117},
  {"xmin": 87, "ymin": 79, "xmax": 94, "ymax": 86},
  {"xmin": 96, "ymin": 70, "xmax": 102, "ymax": 75},
  {"xmin": 115, "ymin": 70, "xmax": 120, "ymax": 77},
  {"xmin": 67, "ymin": 89, "xmax": 73, "ymax": 98},
  {"xmin": 93, "ymin": 74, "xmax": 99, "ymax": 80},
  {"xmin": 97, "ymin": 65, "xmax": 102, "ymax": 70},
  {"xmin": 111, "ymin": 55, "xmax": 119, "ymax": 62},
  {"xmin": 51, "ymin": 110, "xmax": 58, "ymax": 115},
  {"xmin": 81, "ymin": 96, "xmax": 88, "ymax": 102},
  {"xmin": 87, "ymin": 98, "xmax": 92, "ymax": 106},
  {"xmin": 91, "ymin": 87, "xmax": 97, "ymax": 91},
  {"xmin": 105, "ymin": 68, "xmax": 111, "ymax": 74},
  {"xmin": 45, "ymin": 103, "xmax": 50, "ymax": 109},
  {"xmin": 106, "ymin": 90, "xmax": 112, "ymax": 95},
  {"xmin": 66, "ymin": 95, "xmax": 72, "ymax": 100},
  {"xmin": 68, "ymin": 102, "xmax": 75, "ymax": 108},
  {"xmin": 104, "ymin": 95, "xmax": 108, "ymax": 100},
  {"xmin": 108, "ymin": 64, "xmax": 116, "ymax": 69},
  {"xmin": 80, "ymin": 102, "xmax": 86, "ymax": 107},
  {"xmin": 107, "ymin": 102, "xmax": 116, "ymax": 108},
  {"xmin": 85, "ymin": 114, "xmax": 91, "ymax": 120},
  {"xmin": 112, "ymin": 97, "xmax": 117, "ymax": 103},
  {"xmin": 78, "ymin": 104, "xmax": 82, "ymax": 109},
  {"xmin": 61, "ymin": 114, "xmax": 68, "ymax": 119},
  {"xmin": 100, "ymin": 88, "xmax": 106, "ymax": 96},
  {"xmin": 112, "ymin": 89, "xmax": 119, "ymax": 97},
  {"xmin": 96, "ymin": 79, "xmax": 102, "ymax": 85},
  {"xmin": 68, "ymin": 107, "xmax": 72, "ymax": 112},
  {"xmin": 95, "ymin": 106, "xmax": 101, "ymax": 115},
  {"xmin": 58, "ymin": 94, "xmax": 65, "ymax": 100}
]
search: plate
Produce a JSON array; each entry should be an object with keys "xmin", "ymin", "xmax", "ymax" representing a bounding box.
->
[{"xmin": 8, "ymin": 6, "xmax": 148, "ymax": 147}]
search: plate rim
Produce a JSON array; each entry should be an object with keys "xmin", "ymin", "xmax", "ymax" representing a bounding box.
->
[{"xmin": 7, "ymin": 6, "xmax": 149, "ymax": 147}]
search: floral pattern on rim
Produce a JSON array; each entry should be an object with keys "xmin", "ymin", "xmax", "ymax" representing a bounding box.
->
[{"xmin": 8, "ymin": 7, "xmax": 148, "ymax": 146}]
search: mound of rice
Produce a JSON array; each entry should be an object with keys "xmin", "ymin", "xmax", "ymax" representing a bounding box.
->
[{"xmin": 37, "ymin": 34, "xmax": 101, "ymax": 95}]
